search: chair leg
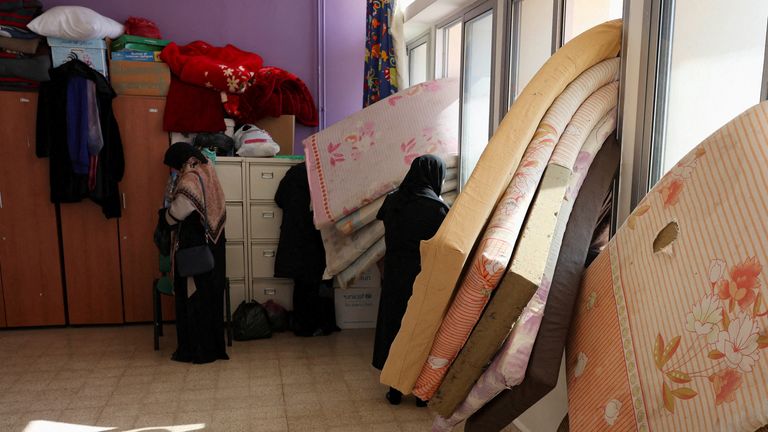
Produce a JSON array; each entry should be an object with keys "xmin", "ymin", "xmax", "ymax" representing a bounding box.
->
[
  {"xmin": 225, "ymin": 278, "xmax": 232, "ymax": 347},
  {"xmin": 153, "ymin": 279, "xmax": 160, "ymax": 351},
  {"xmin": 157, "ymin": 285, "xmax": 164, "ymax": 337}
]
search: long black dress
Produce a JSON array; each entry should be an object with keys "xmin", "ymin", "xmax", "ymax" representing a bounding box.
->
[
  {"xmin": 162, "ymin": 143, "xmax": 228, "ymax": 364},
  {"xmin": 372, "ymin": 155, "xmax": 449, "ymax": 370},
  {"xmin": 274, "ymin": 163, "xmax": 338, "ymax": 336},
  {"xmin": 172, "ymin": 211, "xmax": 229, "ymax": 364}
]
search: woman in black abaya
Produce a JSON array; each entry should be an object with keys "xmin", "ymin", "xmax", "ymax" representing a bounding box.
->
[
  {"xmin": 373, "ymin": 154, "xmax": 449, "ymax": 405},
  {"xmin": 161, "ymin": 142, "xmax": 228, "ymax": 364}
]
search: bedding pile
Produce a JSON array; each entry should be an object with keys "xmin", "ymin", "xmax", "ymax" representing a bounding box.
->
[
  {"xmin": 347, "ymin": 20, "xmax": 626, "ymax": 431},
  {"xmin": 303, "ymin": 78, "xmax": 460, "ymax": 285}
]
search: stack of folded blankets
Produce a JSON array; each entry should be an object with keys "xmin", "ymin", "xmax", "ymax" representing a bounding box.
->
[
  {"xmin": 364, "ymin": 20, "xmax": 625, "ymax": 431},
  {"xmin": 160, "ymin": 40, "xmax": 319, "ymax": 134},
  {"xmin": 303, "ymin": 78, "xmax": 460, "ymax": 287},
  {"xmin": 0, "ymin": 0, "xmax": 49, "ymax": 90}
]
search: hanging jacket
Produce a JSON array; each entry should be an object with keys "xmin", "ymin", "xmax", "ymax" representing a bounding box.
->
[{"xmin": 36, "ymin": 59, "xmax": 124, "ymax": 218}]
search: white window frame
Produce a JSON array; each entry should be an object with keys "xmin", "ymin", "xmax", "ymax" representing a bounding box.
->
[{"xmin": 406, "ymin": 32, "xmax": 431, "ymax": 88}]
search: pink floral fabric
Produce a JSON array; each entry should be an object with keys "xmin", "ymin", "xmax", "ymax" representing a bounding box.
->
[
  {"xmin": 567, "ymin": 101, "xmax": 768, "ymax": 431},
  {"xmin": 304, "ymin": 78, "xmax": 459, "ymax": 229}
]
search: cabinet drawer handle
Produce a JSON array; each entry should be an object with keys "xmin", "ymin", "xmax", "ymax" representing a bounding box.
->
[
  {"xmin": 262, "ymin": 250, "xmax": 275, "ymax": 257},
  {"xmin": 19, "ymin": 97, "xmax": 29, "ymax": 103},
  {"xmin": 261, "ymin": 172, "xmax": 274, "ymax": 179},
  {"xmin": 149, "ymin": 108, "xmax": 159, "ymax": 113},
  {"xmin": 262, "ymin": 211, "xmax": 274, "ymax": 218}
]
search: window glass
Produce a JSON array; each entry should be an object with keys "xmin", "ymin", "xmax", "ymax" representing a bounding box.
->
[
  {"xmin": 437, "ymin": 21, "xmax": 463, "ymax": 79},
  {"xmin": 460, "ymin": 10, "xmax": 494, "ymax": 185},
  {"xmin": 563, "ymin": 0, "xmax": 623, "ymax": 43},
  {"xmin": 653, "ymin": 0, "xmax": 768, "ymax": 182},
  {"xmin": 516, "ymin": 0, "xmax": 554, "ymax": 97},
  {"xmin": 408, "ymin": 43, "xmax": 428, "ymax": 87}
]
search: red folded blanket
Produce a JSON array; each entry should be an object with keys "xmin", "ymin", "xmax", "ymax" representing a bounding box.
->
[
  {"xmin": 163, "ymin": 76, "xmax": 226, "ymax": 133},
  {"xmin": 160, "ymin": 41, "xmax": 263, "ymax": 94},
  {"xmin": 225, "ymin": 66, "xmax": 318, "ymax": 127}
]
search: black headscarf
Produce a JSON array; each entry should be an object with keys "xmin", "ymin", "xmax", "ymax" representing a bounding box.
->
[
  {"xmin": 377, "ymin": 154, "xmax": 449, "ymax": 221},
  {"xmin": 164, "ymin": 142, "xmax": 208, "ymax": 170},
  {"xmin": 399, "ymin": 154, "xmax": 446, "ymax": 201}
]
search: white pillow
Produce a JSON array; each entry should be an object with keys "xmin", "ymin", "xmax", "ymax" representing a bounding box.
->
[{"xmin": 28, "ymin": 6, "xmax": 124, "ymax": 40}]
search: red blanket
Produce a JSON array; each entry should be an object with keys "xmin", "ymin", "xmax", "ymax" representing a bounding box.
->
[
  {"xmin": 225, "ymin": 66, "xmax": 318, "ymax": 127},
  {"xmin": 160, "ymin": 41, "xmax": 263, "ymax": 94},
  {"xmin": 163, "ymin": 76, "xmax": 225, "ymax": 132}
]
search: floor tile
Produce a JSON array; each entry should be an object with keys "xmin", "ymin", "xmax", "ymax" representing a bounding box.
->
[{"xmin": 0, "ymin": 326, "xmax": 440, "ymax": 432}]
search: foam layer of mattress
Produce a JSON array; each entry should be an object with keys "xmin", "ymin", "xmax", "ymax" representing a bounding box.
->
[{"xmin": 381, "ymin": 20, "xmax": 622, "ymax": 393}]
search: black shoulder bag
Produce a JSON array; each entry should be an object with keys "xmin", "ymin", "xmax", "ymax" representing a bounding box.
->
[{"xmin": 175, "ymin": 172, "xmax": 215, "ymax": 277}]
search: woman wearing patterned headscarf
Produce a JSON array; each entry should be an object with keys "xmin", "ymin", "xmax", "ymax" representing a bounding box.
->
[{"xmin": 162, "ymin": 142, "xmax": 228, "ymax": 364}]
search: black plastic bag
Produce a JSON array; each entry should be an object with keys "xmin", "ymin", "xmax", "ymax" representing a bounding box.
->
[
  {"xmin": 263, "ymin": 300, "xmax": 289, "ymax": 332},
  {"xmin": 233, "ymin": 300, "xmax": 272, "ymax": 341},
  {"xmin": 194, "ymin": 133, "xmax": 235, "ymax": 156}
]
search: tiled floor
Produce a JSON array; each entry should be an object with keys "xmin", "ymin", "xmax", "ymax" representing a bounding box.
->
[{"xmin": 0, "ymin": 326, "xmax": 521, "ymax": 432}]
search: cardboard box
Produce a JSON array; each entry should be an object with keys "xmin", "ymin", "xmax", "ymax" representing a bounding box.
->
[
  {"xmin": 254, "ymin": 115, "xmax": 295, "ymax": 155},
  {"xmin": 111, "ymin": 50, "xmax": 162, "ymax": 62},
  {"xmin": 48, "ymin": 37, "xmax": 108, "ymax": 77},
  {"xmin": 334, "ymin": 264, "xmax": 381, "ymax": 289},
  {"xmin": 109, "ymin": 59, "xmax": 171, "ymax": 96},
  {"xmin": 334, "ymin": 286, "xmax": 380, "ymax": 329}
]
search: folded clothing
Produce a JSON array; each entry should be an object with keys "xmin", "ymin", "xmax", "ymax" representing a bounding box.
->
[
  {"xmin": 161, "ymin": 41, "xmax": 263, "ymax": 94},
  {"xmin": 0, "ymin": 75, "xmax": 36, "ymax": 89},
  {"xmin": 0, "ymin": 32, "xmax": 38, "ymax": 53},
  {"xmin": 225, "ymin": 66, "xmax": 318, "ymax": 127},
  {"xmin": 0, "ymin": 24, "xmax": 37, "ymax": 39},
  {"xmin": 0, "ymin": 0, "xmax": 40, "ymax": 28},
  {"xmin": 163, "ymin": 76, "xmax": 225, "ymax": 132},
  {"xmin": 0, "ymin": 50, "xmax": 49, "ymax": 81}
]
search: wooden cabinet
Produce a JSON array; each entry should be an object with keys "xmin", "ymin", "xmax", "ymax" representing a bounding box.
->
[
  {"xmin": 114, "ymin": 96, "xmax": 173, "ymax": 322},
  {"xmin": 0, "ymin": 92, "xmax": 178, "ymax": 326},
  {"xmin": 0, "ymin": 275, "xmax": 5, "ymax": 327},
  {"xmin": 0, "ymin": 92, "xmax": 65, "ymax": 327},
  {"xmin": 60, "ymin": 201, "xmax": 123, "ymax": 324}
]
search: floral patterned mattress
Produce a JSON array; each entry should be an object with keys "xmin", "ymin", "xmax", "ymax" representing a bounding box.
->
[{"xmin": 567, "ymin": 101, "xmax": 768, "ymax": 431}]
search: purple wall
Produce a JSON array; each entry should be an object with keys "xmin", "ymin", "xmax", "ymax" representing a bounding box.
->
[
  {"xmin": 322, "ymin": 0, "xmax": 366, "ymax": 128},
  {"xmin": 44, "ymin": 0, "xmax": 323, "ymax": 152}
]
